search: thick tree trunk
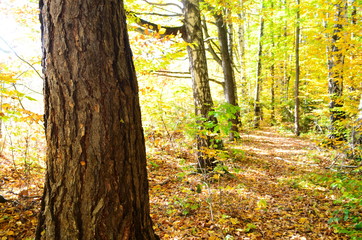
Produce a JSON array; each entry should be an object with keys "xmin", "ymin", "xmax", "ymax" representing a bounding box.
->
[
  {"xmin": 327, "ymin": 1, "xmax": 346, "ymax": 142},
  {"xmin": 182, "ymin": 0, "xmax": 222, "ymax": 170},
  {"xmin": 36, "ymin": 0, "xmax": 158, "ymax": 239},
  {"xmin": 214, "ymin": 13, "xmax": 240, "ymax": 140},
  {"xmin": 294, "ymin": 0, "xmax": 301, "ymax": 136}
]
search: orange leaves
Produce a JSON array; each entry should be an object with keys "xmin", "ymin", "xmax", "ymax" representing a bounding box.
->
[{"xmin": 145, "ymin": 128, "xmax": 358, "ymax": 239}]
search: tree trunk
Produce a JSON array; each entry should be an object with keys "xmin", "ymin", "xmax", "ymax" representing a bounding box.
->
[
  {"xmin": 327, "ymin": 0, "xmax": 346, "ymax": 142},
  {"xmin": 254, "ymin": 4, "xmax": 264, "ymax": 129},
  {"xmin": 269, "ymin": 2, "xmax": 276, "ymax": 126},
  {"xmin": 182, "ymin": 0, "xmax": 222, "ymax": 170},
  {"xmin": 294, "ymin": 0, "xmax": 301, "ymax": 136},
  {"xmin": 36, "ymin": 0, "xmax": 158, "ymax": 239},
  {"xmin": 237, "ymin": 3, "xmax": 247, "ymax": 97},
  {"xmin": 214, "ymin": 13, "xmax": 240, "ymax": 140}
]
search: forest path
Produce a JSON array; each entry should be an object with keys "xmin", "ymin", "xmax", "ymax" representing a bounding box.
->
[
  {"xmin": 150, "ymin": 128, "xmax": 350, "ymax": 239},
  {"xmin": 217, "ymin": 128, "xmax": 343, "ymax": 239}
]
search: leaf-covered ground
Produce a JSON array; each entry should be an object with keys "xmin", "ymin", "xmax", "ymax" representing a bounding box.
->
[
  {"xmin": 0, "ymin": 128, "xmax": 360, "ymax": 239},
  {"xmin": 148, "ymin": 128, "xmax": 360, "ymax": 239}
]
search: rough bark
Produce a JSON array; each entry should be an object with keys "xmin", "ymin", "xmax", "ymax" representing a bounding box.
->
[
  {"xmin": 214, "ymin": 13, "xmax": 240, "ymax": 140},
  {"xmin": 182, "ymin": 0, "xmax": 222, "ymax": 170},
  {"xmin": 36, "ymin": 0, "xmax": 158, "ymax": 239}
]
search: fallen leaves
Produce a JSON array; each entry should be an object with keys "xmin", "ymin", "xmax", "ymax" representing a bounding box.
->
[
  {"xmin": 148, "ymin": 128, "xmax": 355, "ymax": 239},
  {"xmin": 0, "ymin": 128, "xmax": 359, "ymax": 239}
]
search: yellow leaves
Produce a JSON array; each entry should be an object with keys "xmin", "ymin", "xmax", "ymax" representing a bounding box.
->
[
  {"xmin": 230, "ymin": 217, "xmax": 240, "ymax": 225},
  {"xmin": 158, "ymin": 27, "xmax": 166, "ymax": 35},
  {"xmin": 298, "ymin": 217, "xmax": 308, "ymax": 224},
  {"xmin": 255, "ymin": 198, "xmax": 267, "ymax": 211},
  {"xmin": 208, "ymin": 236, "xmax": 221, "ymax": 240},
  {"xmin": 212, "ymin": 174, "xmax": 220, "ymax": 181},
  {"xmin": 0, "ymin": 73, "xmax": 18, "ymax": 84}
]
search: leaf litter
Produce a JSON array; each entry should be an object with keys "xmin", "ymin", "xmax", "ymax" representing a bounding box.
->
[{"xmin": 0, "ymin": 127, "xmax": 360, "ymax": 239}]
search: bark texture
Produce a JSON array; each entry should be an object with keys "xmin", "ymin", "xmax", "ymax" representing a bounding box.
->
[
  {"xmin": 182, "ymin": 0, "xmax": 222, "ymax": 170},
  {"xmin": 36, "ymin": 0, "xmax": 158, "ymax": 239}
]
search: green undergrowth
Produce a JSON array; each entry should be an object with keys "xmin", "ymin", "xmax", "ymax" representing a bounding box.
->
[{"xmin": 290, "ymin": 170, "xmax": 362, "ymax": 239}]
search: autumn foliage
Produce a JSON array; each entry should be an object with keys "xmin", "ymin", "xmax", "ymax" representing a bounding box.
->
[{"xmin": 0, "ymin": 0, "xmax": 361, "ymax": 239}]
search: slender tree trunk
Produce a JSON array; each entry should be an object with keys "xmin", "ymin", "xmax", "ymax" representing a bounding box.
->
[
  {"xmin": 254, "ymin": 4, "xmax": 264, "ymax": 128},
  {"xmin": 182, "ymin": 0, "xmax": 222, "ymax": 170},
  {"xmin": 36, "ymin": 0, "xmax": 158, "ymax": 239},
  {"xmin": 327, "ymin": 0, "xmax": 346, "ymax": 142},
  {"xmin": 282, "ymin": 0, "xmax": 290, "ymax": 103},
  {"xmin": 269, "ymin": 2, "xmax": 276, "ymax": 126},
  {"xmin": 214, "ymin": 13, "xmax": 240, "ymax": 140},
  {"xmin": 351, "ymin": 0, "xmax": 357, "ymax": 25},
  {"xmin": 352, "ymin": 95, "xmax": 362, "ymax": 147},
  {"xmin": 294, "ymin": 0, "xmax": 301, "ymax": 136},
  {"xmin": 270, "ymin": 61, "xmax": 276, "ymax": 125},
  {"xmin": 237, "ymin": 2, "xmax": 247, "ymax": 97}
]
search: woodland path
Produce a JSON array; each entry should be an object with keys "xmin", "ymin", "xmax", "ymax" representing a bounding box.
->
[
  {"xmin": 149, "ymin": 128, "xmax": 350, "ymax": 239},
  {"xmin": 0, "ymin": 128, "xmax": 353, "ymax": 239}
]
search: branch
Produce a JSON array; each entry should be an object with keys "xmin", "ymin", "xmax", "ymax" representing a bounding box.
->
[
  {"xmin": 209, "ymin": 78, "xmax": 225, "ymax": 86},
  {"xmin": 0, "ymin": 36, "xmax": 43, "ymax": 80},
  {"xmin": 157, "ymin": 70, "xmax": 190, "ymax": 74},
  {"xmin": 202, "ymin": 18, "xmax": 222, "ymax": 66},
  {"xmin": 127, "ymin": 12, "xmax": 185, "ymax": 37},
  {"xmin": 130, "ymin": 11, "xmax": 182, "ymax": 17},
  {"xmin": 142, "ymin": 0, "xmax": 183, "ymax": 12},
  {"xmin": 153, "ymin": 73, "xmax": 190, "ymax": 79},
  {"xmin": 152, "ymin": 71, "xmax": 225, "ymax": 86}
]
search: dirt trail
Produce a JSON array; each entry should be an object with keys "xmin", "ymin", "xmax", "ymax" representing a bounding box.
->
[
  {"xmin": 223, "ymin": 128, "xmax": 346, "ymax": 239},
  {"xmin": 150, "ymin": 128, "xmax": 351, "ymax": 239}
]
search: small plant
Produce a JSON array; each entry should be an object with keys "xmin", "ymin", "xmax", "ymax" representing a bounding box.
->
[{"xmin": 172, "ymin": 195, "xmax": 200, "ymax": 216}]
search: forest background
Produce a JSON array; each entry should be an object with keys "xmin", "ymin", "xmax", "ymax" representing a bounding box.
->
[{"xmin": 0, "ymin": 0, "xmax": 361, "ymax": 239}]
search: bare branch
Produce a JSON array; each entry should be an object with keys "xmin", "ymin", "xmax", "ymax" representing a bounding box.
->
[
  {"xmin": 0, "ymin": 36, "xmax": 43, "ymax": 80},
  {"xmin": 142, "ymin": 0, "xmax": 183, "ymax": 12},
  {"xmin": 152, "ymin": 71, "xmax": 225, "ymax": 86},
  {"xmin": 127, "ymin": 12, "xmax": 185, "ymax": 37},
  {"xmin": 131, "ymin": 11, "xmax": 182, "ymax": 17}
]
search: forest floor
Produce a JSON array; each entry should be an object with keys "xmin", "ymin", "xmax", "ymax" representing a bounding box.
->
[
  {"xmin": 0, "ymin": 127, "xmax": 361, "ymax": 239},
  {"xmin": 148, "ymin": 128, "xmax": 360, "ymax": 239}
]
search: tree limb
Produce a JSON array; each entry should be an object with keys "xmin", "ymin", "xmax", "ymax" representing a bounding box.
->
[
  {"xmin": 127, "ymin": 11, "xmax": 185, "ymax": 37},
  {"xmin": 0, "ymin": 36, "xmax": 43, "ymax": 80},
  {"xmin": 142, "ymin": 0, "xmax": 183, "ymax": 12}
]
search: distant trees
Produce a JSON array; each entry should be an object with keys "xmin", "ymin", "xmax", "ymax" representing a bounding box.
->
[
  {"xmin": 36, "ymin": 0, "xmax": 158, "ymax": 239},
  {"xmin": 127, "ymin": 0, "xmax": 361, "ymax": 151}
]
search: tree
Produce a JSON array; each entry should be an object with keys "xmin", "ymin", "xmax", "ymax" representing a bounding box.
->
[
  {"xmin": 254, "ymin": 2, "xmax": 265, "ymax": 128},
  {"xmin": 214, "ymin": 12, "xmax": 241, "ymax": 140},
  {"xmin": 36, "ymin": 0, "xmax": 159, "ymax": 239},
  {"xmin": 182, "ymin": 0, "xmax": 222, "ymax": 170},
  {"xmin": 294, "ymin": 0, "xmax": 301, "ymax": 136},
  {"xmin": 327, "ymin": 0, "xmax": 347, "ymax": 142}
]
